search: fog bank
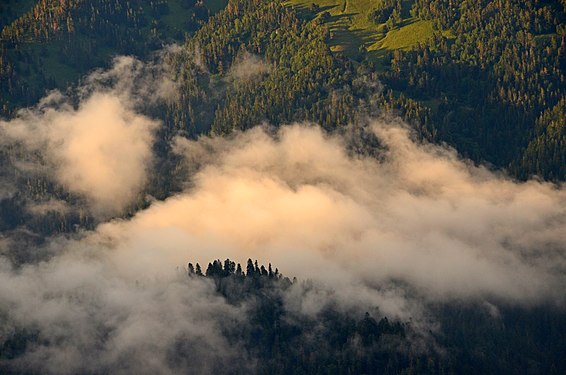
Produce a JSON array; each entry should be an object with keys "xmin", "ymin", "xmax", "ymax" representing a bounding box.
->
[{"xmin": 1, "ymin": 67, "xmax": 565, "ymax": 373}]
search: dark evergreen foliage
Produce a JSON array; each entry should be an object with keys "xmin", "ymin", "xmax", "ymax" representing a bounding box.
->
[
  {"xmin": 384, "ymin": 0, "xmax": 566, "ymax": 180},
  {"xmin": 180, "ymin": 258, "xmax": 566, "ymax": 375},
  {"xmin": 188, "ymin": 259, "xmax": 566, "ymax": 375}
]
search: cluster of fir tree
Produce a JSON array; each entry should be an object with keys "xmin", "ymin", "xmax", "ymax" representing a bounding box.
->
[
  {"xmin": 368, "ymin": 0, "xmax": 403, "ymax": 30},
  {"xmin": 184, "ymin": 258, "xmax": 566, "ymax": 375},
  {"xmin": 186, "ymin": 258, "xmax": 431, "ymax": 375},
  {"xmin": 1, "ymin": 256, "xmax": 565, "ymax": 374}
]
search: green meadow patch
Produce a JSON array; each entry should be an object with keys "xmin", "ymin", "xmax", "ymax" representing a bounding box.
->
[{"xmin": 285, "ymin": 0, "xmax": 441, "ymax": 66}]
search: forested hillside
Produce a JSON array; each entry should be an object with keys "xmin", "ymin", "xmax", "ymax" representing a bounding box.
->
[
  {"xmin": 2, "ymin": 0, "xmax": 564, "ymax": 179},
  {"xmin": 163, "ymin": 0, "xmax": 385, "ymax": 135},
  {"xmin": 3, "ymin": 258, "xmax": 565, "ymax": 374},
  {"xmin": 165, "ymin": 0, "xmax": 566, "ymax": 180},
  {"xmin": 382, "ymin": 0, "xmax": 565, "ymax": 180},
  {"xmin": 286, "ymin": 0, "xmax": 566, "ymax": 180},
  {"xmin": 0, "ymin": 0, "xmax": 213, "ymax": 115},
  {"xmin": 0, "ymin": 0, "xmax": 565, "ymax": 374}
]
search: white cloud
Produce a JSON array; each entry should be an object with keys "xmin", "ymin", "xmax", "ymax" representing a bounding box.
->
[
  {"xmin": 1, "ymin": 91, "xmax": 565, "ymax": 372},
  {"xmin": 0, "ymin": 57, "xmax": 167, "ymax": 217},
  {"xmin": 227, "ymin": 52, "xmax": 271, "ymax": 81}
]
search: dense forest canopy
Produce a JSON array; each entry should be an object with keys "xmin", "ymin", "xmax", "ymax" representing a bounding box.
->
[
  {"xmin": 0, "ymin": 0, "xmax": 565, "ymax": 374},
  {"xmin": 1, "ymin": 0, "xmax": 564, "ymax": 180}
]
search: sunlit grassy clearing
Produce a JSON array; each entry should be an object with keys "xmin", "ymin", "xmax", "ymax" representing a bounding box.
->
[
  {"xmin": 371, "ymin": 19, "xmax": 434, "ymax": 51},
  {"xmin": 285, "ymin": 0, "xmax": 439, "ymax": 61}
]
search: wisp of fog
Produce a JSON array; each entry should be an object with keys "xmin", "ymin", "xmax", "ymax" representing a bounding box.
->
[{"xmin": 0, "ymin": 56, "xmax": 176, "ymax": 217}]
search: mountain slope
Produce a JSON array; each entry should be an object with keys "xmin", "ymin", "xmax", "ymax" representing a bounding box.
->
[
  {"xmin": 286, "ymin": 0, "xmax": 566, "ymax": 180},
  {"xmin": 2, "ymin": 0, "xmax": 565, "ymax": 180},
  {"xmin": 0, "ymin": 0, "xmax": 215, "ymax": 115}
]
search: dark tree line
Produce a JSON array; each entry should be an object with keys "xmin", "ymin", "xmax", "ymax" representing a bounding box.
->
[{"xmin": 179, "ymin": 258, "xmax": 566, "ymax": 375}]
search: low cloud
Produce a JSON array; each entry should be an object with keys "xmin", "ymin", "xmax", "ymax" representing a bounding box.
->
[
  {"xmin": 227, "ymin": 52, "xmax": 271, "ymax": 81},
  {"xmin": 0, "ymin": 56, "xmax": 171, "ymax": 217},
  {"xmin": 25, "ymin": 199, "xmax": 70, "ymax": 216},
  {"xmin": 164, "ymin": 122, "xmax": 566, "ymax": 308},
  {"xmin": 1, "ymin": 108, "xmax": 565, "ymax": 372},
  {"xmin": 80, "ymin": 54, "xmax": 179, "ymax": 105},
  {"xmin": 0, "ymin": 252, "xmax": 251, "ymax": 374}
]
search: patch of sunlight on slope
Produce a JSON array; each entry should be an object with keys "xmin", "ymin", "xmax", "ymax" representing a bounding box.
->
[
  {"xmin": 285, "ymin": 0, "xmax": 384, "ymax": 58},
  {"xmin": 285, "ymin": 0, "xmax": 444, "ymax": 66},
  {"xmin": 371, "ymin": 19, "xmax": 434, "ymax": 51}
]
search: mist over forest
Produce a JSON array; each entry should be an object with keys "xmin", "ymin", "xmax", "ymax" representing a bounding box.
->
[{"xmin": 0, "ymin": 0, "xmax": 565, "ymax": 374}]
